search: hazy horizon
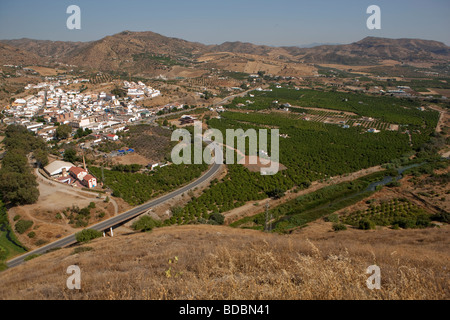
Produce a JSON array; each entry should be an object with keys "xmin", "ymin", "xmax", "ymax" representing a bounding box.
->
[{"xmin": 0, "ymin": 0, "xmax": 449, "ymax": 47}]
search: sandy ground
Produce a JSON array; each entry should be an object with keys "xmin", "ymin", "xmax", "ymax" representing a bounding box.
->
[
  {"xmin": 432, "ymin": 88, "xmax": 450, "ymax": 97},
  {"xmin": 25, "ymin": 66, "xmax": 61, "ymax": 76},
  {"xmin": 7, "ymin": 168, "xmax": 119, "ymax": 250},
  {"xmin": 111, "ymin": 153, "xmax": 152, "ymax": 166}
]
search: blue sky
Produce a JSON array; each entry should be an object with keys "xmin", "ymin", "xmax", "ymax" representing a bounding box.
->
[{"xmin": 0, "ymin": 0, "xmax": 449, "ymax": 46}]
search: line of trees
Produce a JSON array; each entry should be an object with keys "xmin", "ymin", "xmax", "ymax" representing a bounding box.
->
[{"xmin": 0, "ymin": 125, "xmax": 47, "ymax": 205}]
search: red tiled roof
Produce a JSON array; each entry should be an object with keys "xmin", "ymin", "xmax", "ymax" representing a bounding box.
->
[
  {"xmin": 83, "ymin": 174, "xmax": 96, "ymax": 181},
  {"xmin": 69, "ymin": 166, "xmax": 87, "ymax": 175}
]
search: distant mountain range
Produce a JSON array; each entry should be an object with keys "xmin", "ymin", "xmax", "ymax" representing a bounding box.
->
[
  {"xmin": 297, "ymin": 42, "xmax": 343, "ymax": 48},
  {"xmin": 1, "ymin": 31, "xmax": 449, "ymax": 74}
]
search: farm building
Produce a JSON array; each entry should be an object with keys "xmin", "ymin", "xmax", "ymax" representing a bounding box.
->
[
  {"xmin": 44, "ymin": 160, "xmax": 75, "ymax": 177},
  {"xmin": 82, "ymin": 174, "xmax": 97, "ymax": 189},
  {"xmin": 69, "ymin": 166, "xmax": 88, "ymax": 181}
]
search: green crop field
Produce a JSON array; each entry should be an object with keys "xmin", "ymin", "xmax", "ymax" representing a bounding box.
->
[
  {"xmin": 230, "ymin": 170, "xmax": 396, "ymax": 233},
  {"xmin": 163, "ymin": 102, "xmax": 430, "ymax": 226},
  {"xmin": 342, "ymin": 198, "xmax": 435, "ymax": 229}
]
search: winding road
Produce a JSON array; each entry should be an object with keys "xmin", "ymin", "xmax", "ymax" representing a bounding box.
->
[
  {"xmin": 6, "ymin": 88, "xmax": 256, "ymax": 269},
  {"xmin": 6, "ymin": 163, "xmax": 222, "ymax": 268}
]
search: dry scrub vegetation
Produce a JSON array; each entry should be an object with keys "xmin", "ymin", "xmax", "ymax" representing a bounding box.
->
[{"xmin": 0, "ymin": 224, "xmax": 448, "ymax": 300}]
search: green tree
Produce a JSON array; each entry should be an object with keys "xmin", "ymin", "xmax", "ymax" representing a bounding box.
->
[
  {"xmin": 132, "ymin": 216, "xmax": 159, "ymax": 232},
  {"xmin": 267, "ymin": 188, "xmax": 285, "ymax": 199},
  {"xmin": 56, "ymin": 124, "xmax": 72, "ymax": 140},
  {"xmin": 34, "ymin": 149, "xmax": 49, "ymax": 168},
  {"xmin": 0, "ymin": 172, "xmax": 39, "ymax": 205},
  {"xmin": 63, "ymin": 148, "xmax": 77, "ymax": 163},
  {"xmin": 1, "ymin": 151, "xmax": 29, "ymax": 174},
  {"xmin": 209, "ymin": 212, "xmax": 225, "ymax": 225},
  {"xmin": 358, "ymin": 219, "xmax": 376, "ymax": 230}
]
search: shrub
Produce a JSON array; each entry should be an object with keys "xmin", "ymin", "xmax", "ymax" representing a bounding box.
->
[
  {"xmin": 34, "ymin": 239, "xmax": 48, "ymax": 246},
  {"xmin": 132, "ymin": 216, "xmax": 159, "ymax": 232},
  {"xmin": 358, "ymin": 219, "xmax": 376, "ymax": 230},
  {"xmin": 209, "ymin": 212, "xmax": 225, "ymax": 225},
  {"xmin": 75, "ymin": 229, "xmax": 103, "ymax": 243},
  {"xmin": 24, "ymin": 254, "xmax": 40, "ymax": 261},
  {"xmin": 324, "ymin": 214, "xmax": 339, "ymax": 223},
  {"xmin": 88, "ymin": 202, "xmax": 96, "ymax": 209},
  {"xmin": 13, "ymin": 215, "xmax": 21, "ymax": 221},
  {"xmin": 432, "ymin": 211, "xmax": 450, "ymax": 224},
  {"xmin": 332, "ymin": 223, "xmax": 347, "ymax": 231},
  {"xmin": 15, "ymin": 220, "xmax": 33, "ymax": 234},
  {"xmin": 78, "ymin": 207, "xmax": 91, "ymax": 216},
  {"xmin": 415, "ymin": 213, "xmax": 432, "ymax": 228},
  {"xmin": 27, "ymin": 231, "xmax": 36, "ymax": 238},
  {"xmin": 267, "ymin": 188, "xmax": 286, "ymax": 199},
  {"xmin": 112, "ymin": 190, "xmax": 122, "ymax": 198}
]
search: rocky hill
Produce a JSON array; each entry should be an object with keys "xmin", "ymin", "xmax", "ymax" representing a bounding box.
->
[
  {"xmin": 289, "ymin": 37, "xmax": 450, "ymax": 65},
  {"xmin": 2, "ymin": 38, "xmax": 89, "ymax": 61},
  {"xmin": 1, "ymin": 32, "xmax": 449, "ymax": 73},
  {"xmin": 0, "ymin": 42, "xmax": 42, "ymax": 66}
]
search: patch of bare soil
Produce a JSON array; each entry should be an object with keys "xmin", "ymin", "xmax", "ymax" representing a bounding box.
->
[
  {"xmin": 7, "ymin": 170, "xmax": 114, "ymax": 250},
  {"xmin": 237, "ymin": 155, "xmax": 287, "ymax": 173},
  {"xmin": 111, "ymin": 153, "xmax": 152, "ymax": 166}
]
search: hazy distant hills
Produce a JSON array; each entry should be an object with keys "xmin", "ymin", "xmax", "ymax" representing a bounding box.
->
[
  {"xmin": 209, "ymin": 41, "xmax": 282, "ymax": 56},
  {"xmin": 1, "ymin": 31, "xmax": 449, "ymax": 73},
  {"xmin": 0, "ymin": 42, "xmax": 43, "ymax": 66},
  {"xmin": 291, "ymin": 37, "xmax": 450, "ymax": 65},
  {"xmin": 2, "ymin": 38, "xmax": 89, "ymax": 61}
]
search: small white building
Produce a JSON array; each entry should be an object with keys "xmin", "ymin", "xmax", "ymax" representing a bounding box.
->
[{"xmin": 106, "ymin": 134, "xmax": 119, "ymax": 141}]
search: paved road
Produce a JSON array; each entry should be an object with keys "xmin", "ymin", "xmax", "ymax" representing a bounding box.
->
[{"xmin": 6, "ymin": 163, "xmax": 222, "ymax": 269}]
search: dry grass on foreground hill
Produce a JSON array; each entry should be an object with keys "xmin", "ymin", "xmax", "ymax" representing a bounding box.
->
[{"xmin": 0, "ymin": 225, "xmax": 448, "ymax": 300}]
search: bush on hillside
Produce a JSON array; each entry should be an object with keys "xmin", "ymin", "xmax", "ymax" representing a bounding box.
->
[{"xmin": 75, "ymin": 229, "xmax": 103, "ymax": 243}]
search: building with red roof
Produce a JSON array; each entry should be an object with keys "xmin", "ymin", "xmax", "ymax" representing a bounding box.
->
[
  {"xmin": 69, "ymin": 166, "xmax": 88, "ymax": 181},
  {"xmin": 82, "ymin": 174, "xmax": 97, "ymax": 189}
]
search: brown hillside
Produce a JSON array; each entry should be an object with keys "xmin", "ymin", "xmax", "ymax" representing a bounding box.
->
[
  {"xmin": 0, "ymin": 224, "xmax": 448, "ymax": 300},
  {"xmin": 291, "ymin": 37, "xmax": 450, "ymax": 65},
  {"xmin": 2, "ymin": 38, "xmax": 89, "ymax": 60},
  {"xmin": 0, "ymin": 42, "xmax": 42, "ymax": 66},
  {"xmin": 3, "ymin": 33, "xmax": 449, "ymax": 73},
  {"xmin": 65, "ymin": 31, "xmax": 208, "ymax": 74}
]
